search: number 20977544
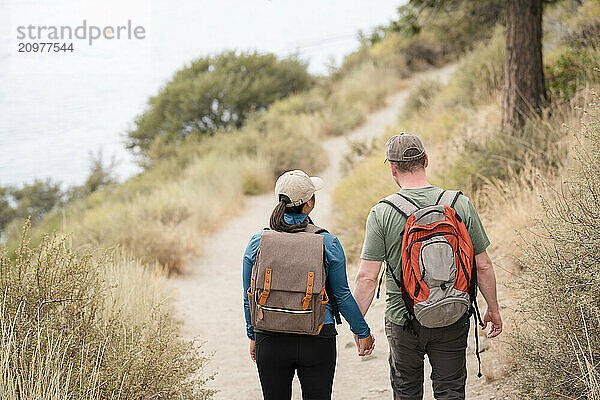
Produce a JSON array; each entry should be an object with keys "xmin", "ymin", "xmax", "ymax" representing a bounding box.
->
[{"xmin": 18, "ymin": 42, "xmax": 74, "ymax": 52}]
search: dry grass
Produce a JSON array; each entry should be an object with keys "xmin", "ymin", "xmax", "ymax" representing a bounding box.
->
[
  {"xmin": 507, "ymin": 94, "xmax": 600, "ymax": 399},
  {"xmin": 0, "ymin": 221, "xmax": 213, "ymax": 399},
  {"xmin": 65, "ymin": 153, "xmax": 245, "ymax": 273}
]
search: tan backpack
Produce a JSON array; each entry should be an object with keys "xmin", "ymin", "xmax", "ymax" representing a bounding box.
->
[{"xmin": 248, "ymin": 224, "xmax": 330, "ymax": 335}]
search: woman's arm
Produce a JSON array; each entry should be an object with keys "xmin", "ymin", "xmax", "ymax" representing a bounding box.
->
[
  {"xmin": 242, "ymin": 233, "xmax": 262, "ymax": 341},
  {"xmin": 324, "ymin": 235, "xmax": 371, "ymax": 339}
]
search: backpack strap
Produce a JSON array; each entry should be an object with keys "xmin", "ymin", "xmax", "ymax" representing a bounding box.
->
[
  {"xmin": 375, "ymin": 193, "xmax": 418, "ymax": 299},
  {"xmin": 379, "ymin": 193, "xmax": 420, "ymax": 218},
  {"xmin": 304, "ymin": 223, "xmax": 341, "ymax": 325},
  {"xmin": 435, "ymin": 190, "xmax": 462, "ymax": 208},
  {"xmin": 304, "ymin": 223, "xmax": 328, "ymax": 235}
]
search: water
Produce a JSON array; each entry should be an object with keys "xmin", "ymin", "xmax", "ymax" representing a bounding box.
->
[{"xmin": 0, "ymin": 0, "xmax": 401, "ymax": 187}]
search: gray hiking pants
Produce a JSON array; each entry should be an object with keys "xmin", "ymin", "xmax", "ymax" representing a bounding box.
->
[{"xmin": 385, "ymin": 313, "xmax": 470, "ymax": 400}]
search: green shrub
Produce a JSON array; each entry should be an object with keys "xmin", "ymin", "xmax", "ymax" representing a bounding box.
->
[
  {"xmin": 0, "ymin": 179, "xmax": 62, "ymax": 233},
  {"xmin": 67, "ymin": 151, "xmax": 118, "ymax": 201},
  {"xmin": 408, "ymin": 0, "xmax": 506, "ymax": 56},
  {"xmin": 508, "ymin": 95, "xmax": 600, "ymax": 399},
  {"xmin": 341, "ymin": 0, "xmax": 505, "ymax": 76},
  {"xmin": 366, "ymin": 33, "xmax": 445, "ymax": 73},
  {"xmin": 0, "ymin": 222, "xmax": 213, "ymax": 399},
  {"xmin": 127, "ymin": 51, "xmax": 313, "ymax": 160},
  {"xmin": 546, "ymin": 46, "xmax": 600, "ymax": 102}
]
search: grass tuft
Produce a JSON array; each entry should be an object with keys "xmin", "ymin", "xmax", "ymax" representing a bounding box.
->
[{"xmin": 0, "ymin": 220, "xmax": 213, "ymax": 399}]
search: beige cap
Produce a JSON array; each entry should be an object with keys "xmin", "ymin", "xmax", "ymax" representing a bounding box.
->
[
  {"xmin": 275, "ymin": 170, "xmax": 324, "ymax": 207},
  {"xmin": 385, "ymin": 133, "xmax": 426, "ymax": 162}
]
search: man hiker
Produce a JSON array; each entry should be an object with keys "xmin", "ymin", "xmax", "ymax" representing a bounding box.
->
[{"xmin": 352, "ymin": 133, "xmax": 502, "ymax": 400}]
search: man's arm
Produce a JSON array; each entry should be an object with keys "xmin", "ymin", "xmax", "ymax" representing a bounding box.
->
[
  {"xmin": 354, "ymin": 259, "xmax": 383, "ymax": 316},
  {"xmin": 475, "ymin": 250, "xmax": 502, "ymax": 338}
]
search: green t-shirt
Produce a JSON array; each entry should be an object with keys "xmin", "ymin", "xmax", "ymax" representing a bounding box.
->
[{"xmin": 360, "ymin": 186, "xmax": 490, "ymax": 327}]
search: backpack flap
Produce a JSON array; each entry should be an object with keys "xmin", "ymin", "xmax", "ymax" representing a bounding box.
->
[{"xmin": 255, "ymin": 230, "xmax": 325, "ymax": 296}]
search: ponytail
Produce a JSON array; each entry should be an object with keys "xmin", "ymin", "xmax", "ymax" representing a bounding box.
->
[{"xmin": 269, "ymin": 195, "xmax": 309, "ymax": 233}]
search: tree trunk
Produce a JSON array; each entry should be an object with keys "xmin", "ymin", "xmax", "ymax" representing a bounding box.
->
[{"xmin": 501, "ymin": 0, "xmax": 547, "ymax": 131}]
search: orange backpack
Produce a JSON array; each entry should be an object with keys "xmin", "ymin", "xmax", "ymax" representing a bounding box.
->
[{"xmin": 380, "ymin": 190, "xmax": 484, "ymax": 376}]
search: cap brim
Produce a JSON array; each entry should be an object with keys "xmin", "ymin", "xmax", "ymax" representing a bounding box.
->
[{"xmin": 310, "ymin": 177, "xmax": 324, "ymax": 191}]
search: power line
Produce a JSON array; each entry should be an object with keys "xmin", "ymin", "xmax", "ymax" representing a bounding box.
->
[{"xmin": 276, "ymin": 27, "xmax": 384, "ymax": 55}]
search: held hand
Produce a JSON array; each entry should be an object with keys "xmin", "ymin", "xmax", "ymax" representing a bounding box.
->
[
  {"xmin": 249, "ymin": 339, "xmax": 256, "ymax": 362},
  {"xmin": 355, "ymin": 333, "xmax": 375, "ymax": 356},
  {"xmin": 482, "ymin": 308, "xmax": 503, "ymax": 339}
]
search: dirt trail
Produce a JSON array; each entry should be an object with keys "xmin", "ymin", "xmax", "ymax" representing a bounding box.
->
[{"xmin": 169, "ymin": 64, "xmax": 497, "ymax": 399}]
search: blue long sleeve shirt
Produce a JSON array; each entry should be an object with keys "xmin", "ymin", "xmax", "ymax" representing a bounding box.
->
[{"xmin": 242, "ymin": 213, "xmax": 371, "ymax": 340}]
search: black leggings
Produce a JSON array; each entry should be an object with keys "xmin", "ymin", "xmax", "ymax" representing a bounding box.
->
[{"xmin": 255, "ymin": 331, "xmax": 337, "ymax": 400}]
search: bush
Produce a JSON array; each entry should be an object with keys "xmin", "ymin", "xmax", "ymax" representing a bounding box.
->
[
  {"xmin": 441, "ymin": 106, "xmax": 570, "ymax": 192},
  {"xmin": 0, "ymin": 179, "xmax": 63, "ymax": 234},
  {"xmin": 67, "ymin": 151, "xmax": 118, "ymax": 201},
  {"xmin": 1, "ymin": 153, "xmax": 120, "ymax": 237},
  {"xmin": 127, "ymin": 51, "xmax": 313, "ymax": 161},
  {"xmin": 508, "ymin": 95, "xmax": 600, "ymax": 399},
  {"xmin": 0, "ymin": 222, "xmax": 213, "ymax": 399},
  {"xmin": 408, "ymin": 0, "xmax": 505, "ymax": 56},
  {"xmin": 546, "ymin": 46, "xmax": 600, "ymax": 102}
]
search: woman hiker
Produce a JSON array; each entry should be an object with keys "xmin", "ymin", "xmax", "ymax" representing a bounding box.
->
[{"xmin": 242, "ymin": 169, "xmax": 375, "ymax": 400}]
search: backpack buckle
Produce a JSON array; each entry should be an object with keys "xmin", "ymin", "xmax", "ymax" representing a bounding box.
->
[
  {"xmin": 302, "ymin": 272, "xmax": 315, "ymax": 310},
  {"xmin": 258, "ymin": 268, "xmax": 272, "ymax": 306}
]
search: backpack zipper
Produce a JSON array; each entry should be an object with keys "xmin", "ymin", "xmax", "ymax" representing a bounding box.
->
[
  {"xmin": 258, "ymin": 305, "xmax": 312, "ymax": 314},
  {"xmin": 414, "ymin": 208, "xmax": 445, "ymax": 222},
  {"xmin": 408, "ymin": 222, "xmax": 456, "ymax": 236},
  {"xmin": 407, "ymin": 231, "xmax": 458, "ymax": 256}
]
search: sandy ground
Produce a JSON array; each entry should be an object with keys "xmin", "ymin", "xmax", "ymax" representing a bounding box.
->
[{"xmin": 169, "ymin": 64, "xmax": 503, "ymax": 399}]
